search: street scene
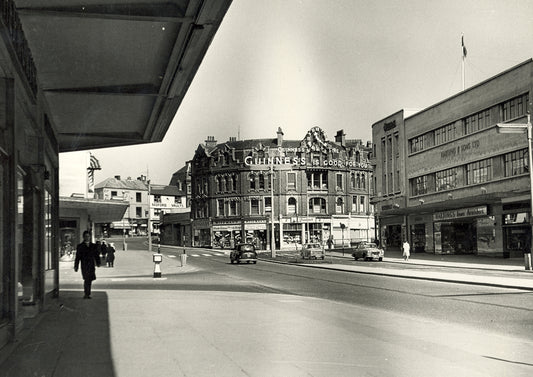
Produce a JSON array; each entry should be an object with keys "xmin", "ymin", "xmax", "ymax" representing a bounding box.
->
[
  {"xmin": 2, "ymin": 237, "xmax": 533, "ymax": 376},
  {"xmin": 2, "ymin": 0, "xmax": 533, "ymax": 376}
]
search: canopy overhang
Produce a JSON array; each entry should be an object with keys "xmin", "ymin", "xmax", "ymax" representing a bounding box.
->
[{"xmin": 60, "ymin": 196, "xmax": 129, "ymax": 223}]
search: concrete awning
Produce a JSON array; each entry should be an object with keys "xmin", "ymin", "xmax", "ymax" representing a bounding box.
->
[
  {"xmin": 60, "ymin": 196, "xmax": 128, "ymax": 223},
  {"xmin": 17, "ymin": 0, "xmax": 232, "ymax": 152}
]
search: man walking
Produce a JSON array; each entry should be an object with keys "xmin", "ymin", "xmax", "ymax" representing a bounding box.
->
[{"xmin": 74, "ymin": 230, "xmax": 101, "ymax": 299}]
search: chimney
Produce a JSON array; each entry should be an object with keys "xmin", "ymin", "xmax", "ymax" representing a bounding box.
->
[
  {"xmin": 335, "ymin": 130, "xmax": 346, "ymax": 147},
  {"xmin": 276, "ymin": 127, "xmax": 284, "ymax": 146},
  {"xmin": 114, "ymin": 175, "xmax": 121, "ymax": 180},
  {"xmin": 228, "ymin": 136, "xmax": 236, "ymax": 142},
  {"xmin": 205, "ymin": 136, "xmax": 217, "ymax": 149}
]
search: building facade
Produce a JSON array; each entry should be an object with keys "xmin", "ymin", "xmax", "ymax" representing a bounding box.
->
[
  {"xmin": 371, "ymin": 59, "xmax": 533, "ymax": 258},
  {"xmin": 190, "ymin": 127, "xmax": 374, "ymax": 250}
]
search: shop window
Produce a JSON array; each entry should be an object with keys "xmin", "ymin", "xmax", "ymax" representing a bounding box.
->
[
  {"xmin": 504, "ymin": 149, "xmax": 528, "ymax": 177},
  {"xmin": 309, "ymin": 197, "xmax": 326, "ymax": 214},
  {"xmin": 287, "ymin": 197, "xmax": 296, "ymax": 214},
  {"xmin": 250, "ymin": 199, "xmax": 260, "ymax": 215}
]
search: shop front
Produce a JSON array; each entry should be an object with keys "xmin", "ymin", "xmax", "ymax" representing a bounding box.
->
[
  {"xmin": 192, "ymin": 218, "xmax": 211, "ymax": 247},
  {"xmin": 212, "ymin": 222, "xmax": 241, "ymax": 249},
  {"xmin": 433, "ymin": 206, "xmax": 497, "ymax": 255},
  {"xmin": 502, "ymin": 201, "xmax": 530, "ymax": 258},
  {"xmin": 244, "ymin": 221, "xmax": 268, "ymax": 250}
]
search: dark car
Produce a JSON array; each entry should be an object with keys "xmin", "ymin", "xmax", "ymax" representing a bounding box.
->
[
  {"xmin": 352, "ymin": 242, "xmax": 384, "ymax": 261},
  {"xmin": 230, "ymin": 243, "xmax": 258, "ymax": 264}
]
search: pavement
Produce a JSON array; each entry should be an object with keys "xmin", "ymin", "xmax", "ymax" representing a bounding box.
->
[{"xmin": 0, "ymin": 245, "xmax": 532, "ymax": 376}]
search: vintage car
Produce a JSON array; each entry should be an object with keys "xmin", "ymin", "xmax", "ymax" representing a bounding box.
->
[
  {"xmin": 352, "ymin": 242, "xmax": 384, "ymax": 261},
  {"xmin": 230, "ymin": 243, "xmax": 258, "ymax": 264},
  {"xmin": 300, "ymin": 243, "xmax": 325, "ymax": 260}
]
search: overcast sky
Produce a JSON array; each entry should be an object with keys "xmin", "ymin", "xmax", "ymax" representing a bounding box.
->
[{"xmin": 61, "ymin": 0, "xmax": 533, "ymax": 186}]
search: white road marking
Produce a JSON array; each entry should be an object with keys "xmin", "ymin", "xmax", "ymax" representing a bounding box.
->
[
  {"xmin": 167, "ymin": 255, "xmax": 177, "ymax": 258},
  {"xmin": 202, "ymin": 254, "xmax": 213, "ymax": 257},
  {"xmin": 190, "ymin": 254, "xmax": 200, "ymax": 257}
]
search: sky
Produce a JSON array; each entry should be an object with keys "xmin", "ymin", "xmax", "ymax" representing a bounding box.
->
[{"xmin": 60, "ymin": 0, "xmax": 533, "ymax": 188}]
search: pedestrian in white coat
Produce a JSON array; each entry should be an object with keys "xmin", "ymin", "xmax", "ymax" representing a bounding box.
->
[{"xmin": 402, "ymin": 240, "xmax": 411, "ymax": 261}]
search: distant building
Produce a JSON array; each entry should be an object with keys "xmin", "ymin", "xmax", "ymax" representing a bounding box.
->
[
  {"xmin": 189, "ymin": 127, "xmax": 374, "ymax": 250},
  {"xmin": 371, "ymin": 59, "xmax": 532, "ymax": 258},
  {"xmin": 169, "ymin": 162, "xmax": 192, "ymax": 207},
  {"xmin": 95, "ymin": 175, "xmax": 187, "ymax": 236}
]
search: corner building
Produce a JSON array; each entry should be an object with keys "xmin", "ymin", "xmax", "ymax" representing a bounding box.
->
[
  {"xmin": 190, "ymin": 127, "xmax": 374, "ymax": 250},
  {"xmin": 371, "ymin": 59, "xmax": 532, "ymax": 258}
]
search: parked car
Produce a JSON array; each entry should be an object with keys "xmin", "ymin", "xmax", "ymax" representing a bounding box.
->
[
  {"xmin": 230, "ymin": 243, "xmax": 258, "ymax": 264},
  {"xmin": 352, "ymin": 242, "xmax": 384, "ymax": 261},
  {"xmin": 301, "ymin": 243, "xmax": 325, "ymax": 260}
]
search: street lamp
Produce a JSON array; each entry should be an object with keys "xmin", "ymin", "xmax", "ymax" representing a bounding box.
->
[{"xmin": 497, "ymin": 113, "xmax": 532, "ymax": 270}]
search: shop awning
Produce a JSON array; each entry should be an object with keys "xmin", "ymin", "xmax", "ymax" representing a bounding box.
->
[{"xmin": 60, "ymin": 196, "xmax": 128, "ymax": 222}]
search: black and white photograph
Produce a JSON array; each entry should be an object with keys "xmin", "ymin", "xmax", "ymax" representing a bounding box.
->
[{"xmin": 1, "ymin": 0, "xmax": 533, "ymax": 376}]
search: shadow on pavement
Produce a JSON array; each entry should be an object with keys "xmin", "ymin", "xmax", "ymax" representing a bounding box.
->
[{"xmin": 0, "ymin": 291, "xmax": 116, "ymax": 377}]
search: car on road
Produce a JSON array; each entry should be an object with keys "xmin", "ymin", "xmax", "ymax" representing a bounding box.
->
[
  {"xmin": 230, "ymin": 243, "xmax": 258, "ymax": 264},
  {"xmin": 300, "ymin": 243, "xmax": 325, "ymax": 260},
  {"xmin": 352, "ymin": 242, "xmax": 384, "ymax": 261}
]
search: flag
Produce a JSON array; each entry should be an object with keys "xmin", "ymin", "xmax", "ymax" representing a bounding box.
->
[
  {"xmin": 87, "ymin": 153, "xmax": 101, "ymax": 194},
  {"xmin": 462, "ymin": 35, "xmax": 467, "ymax": 59}
]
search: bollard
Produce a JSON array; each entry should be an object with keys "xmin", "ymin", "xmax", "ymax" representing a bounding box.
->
[
  {"xmin": 525, "ymin": 253, "xmax": 532, "ymax": 271},
  {"xmin": 153, "ymin": 253, "xmax": 163, "ymax": 278},
  {"xmin": 180, "ymin": 249, "xmax": 187, "ymax": 267}
]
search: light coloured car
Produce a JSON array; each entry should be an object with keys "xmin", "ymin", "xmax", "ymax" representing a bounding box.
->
[
  {"xmin": 301, "ymin": 243, "xmax": 325, "ymax": 260},
  {"xmin": 352, "ymin": 242, "xmax": 384, "ymax": 261}
]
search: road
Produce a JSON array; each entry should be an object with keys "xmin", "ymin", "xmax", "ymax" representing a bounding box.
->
[{"xmin": 58, "ymin": 238, "xmax": 533, "ymax": 376}]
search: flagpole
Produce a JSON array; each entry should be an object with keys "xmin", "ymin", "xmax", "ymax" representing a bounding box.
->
[{"xmin": 461, "ymin": 34, "xmax": 466, "ymax": 91}]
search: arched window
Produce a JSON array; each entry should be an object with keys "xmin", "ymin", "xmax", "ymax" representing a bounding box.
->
[
  {"xmin": 249, "ymin": 173, "xmax": 256, "ymax": 189},
  {"xmin": 336, "ymin": 197, "xmax": 344, "ymax": 213},
  {"xmin": 288, "ymin": 197, "xmax": 297, "ymax": 214},
  {"xmin": 216, "ymin": 176, "xmax": 222, "ymax": 192},
  {"xmin": 361, "ymin": 173, "xmax": 366, "ymax": 189},
  {"xmin": 232, "ymin": 175, "xmax": 237, "ymax": 191},
  {"xmin": 350, "ymin": 173, "xmax": 356, "ymax": 189},
  {"xmin": 355, "ymin": 151, "xmax": 361, "ymax": 162},
  {"xmin": 226, "ymin": 176, "xmax": 232, "ymax": 191},
  {"xmin": 259, "ymin": 173, "xmax": 265, "ymax": 189},
  {"xmin": 309, "ymin": 197, "xmax": 327, "ymax": 214},
  {"xmin": 356, "ymin": 174, "xmax": 361, "ymax": 188}
]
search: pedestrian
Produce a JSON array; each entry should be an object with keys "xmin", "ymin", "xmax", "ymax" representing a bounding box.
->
[
  {"xmin": 402, "ymin": 239, "xmax": 411, "ymax": 261},
  {"xmin": 74, "ymin": 230, "xmax": 101, "ymax": 299},
  {"xmin": 101, "ymin": 239, "xmax": 108, "ymax": 261},
  {"xmin": 106, "ymin": 242, "xmax": 116, "ymax": 267}
]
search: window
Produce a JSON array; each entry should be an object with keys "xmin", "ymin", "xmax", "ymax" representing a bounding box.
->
[
  {"xmin": 153, "ymin": 195, "xmax": 161, "ymax": 203},
  {"xmin": 361, "ymin": 174, "xmax": 366, "ymax": 189},
  {"xmin": 412, "ymin": 175, "xmax": 428, "ymax": 196},
  {"xmin": 229, "ymin": 201, "xmax": 238, "ymax": 216},
  {"xmin": 350, "ymin": 173, "xmax": 356, "ymax": 189},
  {"xmin": 505, "ymin": 149, "xmax": 528, "ymax": 177},
  {"xmin": 250, "ymin": 199, "xmax": 260, "ymax": 214},
  {"xmin": 136, "ymin": 207, "xmax": 142, "ymax": 217},
  {"xmin": 288, "ymin": 197, "xmax": 296, "ymax": 214},
  {"xmin": 336, "ymin": 174, "xmax": 343, "ymax": 190},
  {"xmin": 307, "ymin": 172, "xmax": 327, "ymax": 190},
  {"xmin": 249, "ymin": 173, "xmax": 256, "ymax": 190},
  {"xmin": 287, "ymin": 172, "xmax": 296, "ymax": 190},
  {"xmin": 436, "ymin": 167, "xmax": 458, "ymax": 191},
  {"xmin": 352, "ymin": 196, "xmax": 358, "ymax": 212},
  {"xmin": 265, "ymin": 197, "xmax": 272, "ymax": 213},
  {"xmin": 309, "ymin": 197, "xmax": 327, "ymax": 214},
  {"xmin": 467, "ymin": 158, "xmax": 492, "ymax": 185},
  {"xmin": 336, "ymin": 197, "xmax": 344, "ymax": 213},
  {"xmin": 435, "ymin": 123, "xmax": 456, "ymax": 145},
  {"xmin": 136, "ymin": 192, "xmax": 142, "ymax": 202},
  {"xmin": 232, "ymin": 176, "xmax": 237, "ymax": 191},
  {"xmin": 359, "ymin": 196, "xmax": 365, "ymax": 213},
  {"xmin": 187, "ymin": 183, "xmax": 191, "ymax": 194},
  {"xmin": 409, "ymin": 132, "xmax": 434, "ymax": 153},
  {"xmin": 259, "ymin": 174, "xmax": 265, "ymax": 189},
  {"xmin": 501, "ymin": 93, "xmax": 529, "ymax": 121},
  {"xmin": 226, "ymin": 176, "xmax": 232, "ymax": 191},
  {"xmin": 174, "ymin": 196, "xmax": 182, "ymax": 205},
  {"xmin": 217, "ymin": 199, "xmax": 224, "ymax": 216},
  {"xmin": 464, "ymin": 110, "xmax": 491, "ymax": 134},
  {"xmin": 111, "ymin": 191, "xmax": 117, "ymax": 198}
]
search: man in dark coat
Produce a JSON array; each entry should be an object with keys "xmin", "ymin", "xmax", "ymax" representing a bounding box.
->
[{"xmin": 75, "ymin": 230, "xmax": 101, "ymax": 299}]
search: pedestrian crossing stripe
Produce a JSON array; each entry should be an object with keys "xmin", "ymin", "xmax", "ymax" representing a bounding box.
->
[{"xmin": 202, "ymin": 254, "xmax": 212, "ymax": 257}]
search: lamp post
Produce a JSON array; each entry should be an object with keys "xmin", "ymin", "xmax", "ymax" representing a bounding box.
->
[
  {"xmin": 270, "ymin": 163, "xmax": 276, "ymax": 258},
  {"xmin": 497, "ymin": 113, "xmax": 532, "ymax": 270}
]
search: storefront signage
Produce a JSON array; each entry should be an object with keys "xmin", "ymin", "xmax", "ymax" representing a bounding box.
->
[
  {"xmin": 244, "ymin": 155, "xmax": 370, "ymax": 169},
  {"xmin": 433, "ymin": 206, "xmax": 487, "ymax": 221},
  {"xmin": 245, "ymin": 223, "xmax": 267, "ymax": 230},
  {"xmin": 440, "ymin": 139, "xmax": 480, "ymax": 160},
  {"xmin": 213, "ymin": 224, "xmax": 241, "ymax": 231}
]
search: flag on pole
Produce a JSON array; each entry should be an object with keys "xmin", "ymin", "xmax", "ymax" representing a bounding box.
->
[
  {"xmin": 462, "ymin": 35, "xmax": 467, "ymax": 59},
  {"xmin": 87, "ymin": 153, "xmax": 101, "ymax": 194}
]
